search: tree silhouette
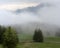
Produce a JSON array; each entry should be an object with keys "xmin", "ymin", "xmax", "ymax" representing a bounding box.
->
[{"xmin": 33, "ymin": 29, "xmax": 43, "ymax": 42}]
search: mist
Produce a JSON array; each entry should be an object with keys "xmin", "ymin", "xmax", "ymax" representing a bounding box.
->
[
  {"xmin": 0, "ymin": 0, "xmax": 60, "ymax": 37},
  {"xmin": 0, "ymin": 10, "xmax": 42, "ymax": 25},
  {"xmin": 0, "ymin": 0, "xmax": 60, "ymax": 26},
  {"xmin": 15, "ymin": 0, "xmax": 60, "ymax": 26}
]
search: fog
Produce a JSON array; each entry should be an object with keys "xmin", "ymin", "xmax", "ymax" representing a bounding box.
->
[
  {"xmin": 0, "ymin": 10, "xmax": 42, "ymax": 25},
  {"xmin": 0, "ymin": 0, "xmax": 60, "ymax": 37},
  {"xmin": 15, "ymin": 1, "xmax": 60, "ymax": 26},
  {"xmin": 0, "ymin": 0, "xmax": 60, "ymax": 27}
]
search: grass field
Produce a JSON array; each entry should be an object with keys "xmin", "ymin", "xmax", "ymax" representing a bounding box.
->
[
  {"xmin": 18, "ymin": 34, "xmax": 60, "ymax": 42},
  {"xmin": 16, "ymin": 34, "xmax": 60, "ymax": 48},
  {"xmin": 0, "ymin": 34, "xmax": 60, "ymax": 48},
  {"xmin": 17, "ymin": 42, "xmax": 60, "ymax": 48},
  {"xmin": 0, "ymin": 42, "xmax": 60, "ymax": 48}
]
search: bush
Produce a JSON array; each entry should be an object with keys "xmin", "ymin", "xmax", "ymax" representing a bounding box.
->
[
  {"xmin": 2, "ymin": 26, "xmax": 19, "ymax": 48},
  {"xmin": 33, "ymin": 29, "xmax": 43, "ymax": 42}
]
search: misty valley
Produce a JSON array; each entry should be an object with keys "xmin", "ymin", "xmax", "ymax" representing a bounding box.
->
[
  {"xmin": 0, "ymin": 0, "xmax": 60, "ymax": 48},
  {"xmin": 0, "ymin": 22, "xmax": 60, "ymax": 48}
]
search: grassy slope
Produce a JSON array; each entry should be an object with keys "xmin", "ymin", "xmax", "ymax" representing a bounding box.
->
[
  {"xmin": 1, "ymin": 42, "xmax": 60, "ymax": 48},
  {"xmin": 18, "ymin": 34, "xmax": 60, "ymax": 42},
  {"xmin": 17, "ymin": 42, "xmax": 60, "ymax": 48},
  {"xmin": 17, "ymin": 34, "xmax": 60, "ymax": 48},
  {"xmin": 0, "ymin": 34, "xmax": 60, "ymax": 48}
]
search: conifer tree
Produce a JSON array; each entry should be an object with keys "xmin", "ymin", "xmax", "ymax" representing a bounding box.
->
[
  {"xmin": 33, "ymin": 29, "xmax": 43, "ymax": 42},
  {"xmin": 2, "ymin": 26, "xmax": 19, "ymax": 48}
]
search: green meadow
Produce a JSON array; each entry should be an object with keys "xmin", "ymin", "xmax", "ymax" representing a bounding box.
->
[
  {"xmin": 0, "ymin": 34, "xmax": 60, "ymax": 48},
  {"xmin": 15, "ymin": 34, "xmax": 60, "ymax": 48}
]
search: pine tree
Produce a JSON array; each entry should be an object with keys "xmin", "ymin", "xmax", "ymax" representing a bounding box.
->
[
  {"xmin": 2, "ymin": 26, "xmax": 19, "ymax": 48},
  {"xmin": 33, "ymin": 29, "xmax": 43, "ymax": 42},
  {"xmin": 0, "ymin": 26, "xmax": 6, "ymax": 43},
  {"xmin": 0, "ymin": 26, "xmax": 2, "ymax": 43}
]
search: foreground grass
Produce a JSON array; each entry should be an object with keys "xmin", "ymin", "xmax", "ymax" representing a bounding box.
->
[
  {"xmin": 18, "ymin": 33, "xmax": 60, "ymax": 42},
  {"xmin": 17, "ymin": 34, "xmax": 60, "ymax": 48},
  {"xmin": 45, "ymin": 37, "xmax": 60, "ymax": 42},
  {"xmin": 0, "ymin": 42, "xmax": 60, "ymax": 48},
  {"xmin": 17, "ymin": 42, "xmax": 60, "ymax": 48},
  {"xmin": 0, "ymin": 34, "xmax": 60, "ymax": 48},
  {"xmin": 0, "ymin": 45, "xmax": 2, "ymax": 48}
]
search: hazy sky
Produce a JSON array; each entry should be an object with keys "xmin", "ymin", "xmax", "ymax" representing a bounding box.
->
[{"xmin": 0, "ymin": 0, "xmax": 60, "ymax": 26}]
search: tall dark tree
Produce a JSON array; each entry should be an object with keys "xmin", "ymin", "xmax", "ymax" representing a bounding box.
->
[
  {"xmin": 1, "ymin": 26, "xmax": 6, "ymax": 43},
  {"xmin": 55, "ymin": 32, "xmax": 60, "ymax": 37},
  {"xmin": 2, "ymin": 26, "xmax": 19, "ymax": 48},
  {"xmin": 0, "ymin": 26, "xmax": 6, "ymax": 43},
  {"xmin": 33, "ymin": 29, "xmax": 43, "ymax": 42},
  {"xmin": 55, "ymin": 28, "xmax": 60, "ymax": 37},
  {"xmin": 0, "ymin": 26, "xmax": 2, "ymax": 43}
]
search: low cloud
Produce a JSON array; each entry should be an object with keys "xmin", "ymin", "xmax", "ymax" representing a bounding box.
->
[
  {"xmin": 0, "ymin": 10, "xmax": 42, "ymax": 25},
  {"xmin": 0, "ymin": 0, "xmax": 60, "ymax": 26},
  {"xmin": 14, "ymin": 0, "xmax": 60, "ymax": 26}
]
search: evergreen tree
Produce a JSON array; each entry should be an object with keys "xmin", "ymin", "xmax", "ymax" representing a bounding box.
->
[
  {"xmin": 2, "ymin": 26, "xmax": 19, "ymax": 48},
  {"xmin": 33, "ymin": 29, "xmax": 43, "ymax": 42},
  {"xmin": 55, "ymin": 32, "xmax": 60, "ymax": 37},
  {"xmin": 0, "ymin": 26, "xmax": 6, "ymax": 43},
  {"xmin": 0, "ymin": 26, "xmax": 2, "ymax": 43}
]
